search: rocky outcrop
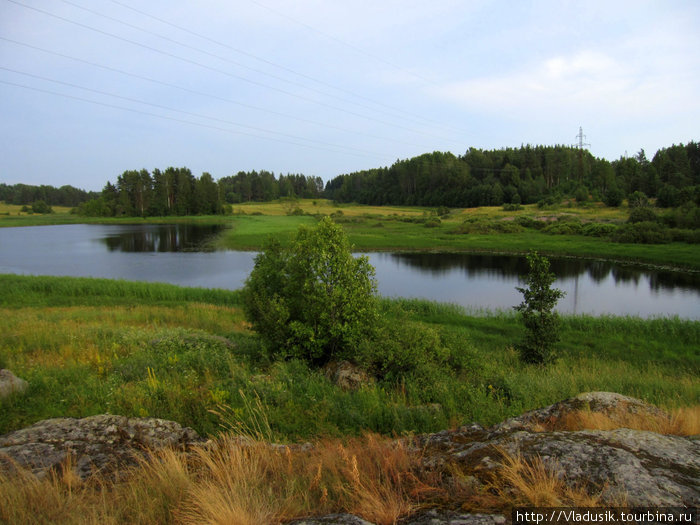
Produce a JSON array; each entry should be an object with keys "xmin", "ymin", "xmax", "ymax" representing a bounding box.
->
[
  {"xmin": 0, "ymin": 369, "xmax": 28, "ymax": 399},
  {"xmin": 418, "ymin": 392, "xmax": 699, "ymax": 507},
  {"xmin": 0, "ymin": 392, "xmax": 697, "ymax": 522},
  {"xmin": 0, "ymin": 414, "xmax": 204, "ymax": 479},
  {"xmin": 491, "ymin": 391, "xmax": 670, "ymax": 432}
]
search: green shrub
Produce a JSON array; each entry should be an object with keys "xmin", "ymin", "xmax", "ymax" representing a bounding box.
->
[
  {"xmin": 435, "ymin": 206, "xmax": 451, "ymax": 218},
  {"xmin": 514, "ymin": 252, "xmax": 565, "ymax": 365},
  {"xmin": 668, "ymin": 228, "xmax": 700, "ymax": 244},
  {"xmin": 537, "ymin": 196, "xmax": 560, "ymax": 209},
  {"xmin": 581, "ymin": 223, "xmax": 618, "ymax": 237},
  {"xmin": 424, "ymin": 217, "xmax": 441, "ymax": 228},
  {"xmin": 627, "ymin": 191, "xmax": 649, "ymax": 208},
  {"xmin": 574, "ymin": 186, "xmax": 589, "ymax": 203},
  {"xmin": 241, "ymin": 217, "xmax": 379, "ymax": 365},
  {"xmin": 628, "ymin": 206, "xmax": 657, "ymax": 223},
  {"xmin": 543, "ymin": 218, "xmax": 583, "ymax": 235},
  {"xmin": 502, "ymin": 203, "xmax": 523, "ymax": 211},
  {"xmin": 612, "ymin": 222, "xmax": 671, "ymax": 244},
  {"xmin": 661, "ymin": 203, "xmax": 700, "ymax": 229}
]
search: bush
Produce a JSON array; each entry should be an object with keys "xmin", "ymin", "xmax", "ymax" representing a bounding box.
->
[
  {"xmin": 242, "ymin": 217, "xmax": 378, "ymax": 365},
  {"xmin": 31, "ymin": 200, "xmax": 53, "ymax": 214},
  {"xmin": 435, "ymin": 206, "xmax": 451, "ymax": 218},
  {"xmin": 574, "ymin": 186, "xmax": 589, "ymax": 203},
  {"xmin": 612, "ymin": 222, "xmax": 671, "ymax": 244},
  {"xmin": 604, "ymin": 187, "xmax": 624, "ymax": 207},
  {"xmin": 628, "ymin": 207, "xmax": 657, "ymax": 223},
  {"xmin": 424, "ymin": 217, "xmax": 441, "ymax": 228},
  {"xmin": 502, "ymin": 203, "xmax": 523, "ymax": 211},
  {"xmin": 542, "ymin": 217, "xmax": 582, "ymax": 235},
  {"xmin": 661, "ymin": 203, "xmax": 700, "ymax": 229},
  {"xmin": 627, "ymin": 191, "xmax": 649, "ymax": 209},
  {"xmin": 581, "ymin": 223, "xmax": 618, "ymax": 238},
  {"xmin": 514, "ymin": 252, "xmax": 565, "ymax": 365},
  {"xmin": 537, "ymin": 196, "xmax": 560, "ymax": 209}
]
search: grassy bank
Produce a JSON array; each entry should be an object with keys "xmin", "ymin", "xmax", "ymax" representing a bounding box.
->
[
  {"xmin": 1, "ymin": 274, "xmax": 697, "ymax": 441},
  {"xmin": 216, "ymin": 201, "xmax": 700, "ymax": 270},
  {"xmin": 3, "ymin": 199, "xmax": 699, "ymax": 269}
]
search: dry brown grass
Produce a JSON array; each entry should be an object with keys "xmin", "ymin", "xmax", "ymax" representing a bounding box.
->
[
  {"xmin": 547, "ymin": 405, "xmax": 700, "ymax": 436},
  {"xmin": 0, "ymin": 433, "xmax": 447, "ymax": 525},
  {"xmin": 491, "ymin": 448, "xmax": 625, "ymax": 508}
]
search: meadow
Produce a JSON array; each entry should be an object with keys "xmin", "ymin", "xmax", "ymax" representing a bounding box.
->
[
  {"xmin": 3, "ymin": 199, "xmax": 699, "ymax": 269},
  {"xmin": 1, "ymin": 274, "xmax": 697, "ymax": 441},
  {"xmin": 1, "ymin": 267, "xmax": 698, "ymax": 523}
]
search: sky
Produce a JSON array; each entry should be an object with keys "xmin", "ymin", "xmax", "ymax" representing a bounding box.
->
[{"xmin": 1, "ymin": 0, "xmax": 699, "ymax": 192}]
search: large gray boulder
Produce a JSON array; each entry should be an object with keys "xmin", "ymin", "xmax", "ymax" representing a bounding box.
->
[
  {"xmin": 0, "ymin": 369, "xmax": 28, "ymax": 399},
  {"xmin": 419, "ymin": 392, "xmax": 699, "ymax": 507},
  {"xmin": 0, "ymin": 414, "xmax": 204, "ymax": 479}
]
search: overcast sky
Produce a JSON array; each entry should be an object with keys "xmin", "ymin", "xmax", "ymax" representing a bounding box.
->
[{"xmin": 1, "ymin": 0, "xmax": 698, "ymax": 191}]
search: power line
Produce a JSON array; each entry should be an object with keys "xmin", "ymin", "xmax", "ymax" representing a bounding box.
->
[
  {"xmin": 0, "ymin": 77, "xmax": 386, "ymax": 160},
  {"xmin": 4, "ymin": 0, "xmax": 458, "ymax": 143},
  {"xmin": 54, "ymin": 0, "xmax": 441, "ymax": 130},
  {"xmin": 108, "ymin": 0, "xmax": 470, "ymax": 136},
  {"xmin": 0, "ymin": 36, "xmax": 430, "ymax": 150},
  {"xmin": 108, "ymin": 0, "xmax": 448, "ymax": 128},
  {"xmin": 246, "ymin": 0, "xmax": 440, "ymax": 87}
]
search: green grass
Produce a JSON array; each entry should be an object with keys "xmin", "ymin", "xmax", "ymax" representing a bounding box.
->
[
  {"xmin": 2, "ymin": 199, "xmax": 698, "ymax": 269},
  {"xmin": 213, "ymin": 214, "xmax": 316, "ymax": 249},
  {"xmin": 1, "ymin": 275, "xmax": 697, "ymax": 442}
]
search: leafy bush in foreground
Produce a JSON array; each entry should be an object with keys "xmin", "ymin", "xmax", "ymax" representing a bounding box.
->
[{"xmin": 242, "ymin": 217, "xmax": 379, "ymax": 365}]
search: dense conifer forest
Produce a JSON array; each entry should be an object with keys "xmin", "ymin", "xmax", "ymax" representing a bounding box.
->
[
  {"xmin": 324, "ymin": 142, "xmax": 700, "ymax": 208},
  {"xmin": 5, "ymin": 141, "xmax": 698, "ymax": 217}
]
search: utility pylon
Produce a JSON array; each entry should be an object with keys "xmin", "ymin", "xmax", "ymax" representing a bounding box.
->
[{"xmin": 574, "ymin": 126, "xmax": 591, "ymax": 183}]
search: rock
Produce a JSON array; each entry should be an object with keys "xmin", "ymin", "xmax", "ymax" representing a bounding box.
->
[
  {"xmin": 0, "ymin": 369, "xmax": 28, "ymax": 399},
  {"xmin": 492, "ymin": 391, "xmax": 670, "ymax": 433},
  {"xmin": 323, "ymin": 361, "xmax": 373, "ymax": 391},
  {"xmin": 1, "ymin": 391, "xmax": 698, "ymax": 514},
  {"xmin": 287, "ymin": 512, "xmax": 507, "ymax": 525},
  {"xmin": 288, "ymin": 514, "xmax": 375, "ymax": 525},
  {"xmin": 419, "ymin": 392, "xmax": 699, "ymax": 507},
  {"xmin": 0, "ymin": 414, "xmax": 204, "ymax": 479}
]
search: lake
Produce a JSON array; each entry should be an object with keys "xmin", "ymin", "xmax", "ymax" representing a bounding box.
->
[{"xmin": 1, "ymin": 223, "xmax": 698, "ymax": 319}]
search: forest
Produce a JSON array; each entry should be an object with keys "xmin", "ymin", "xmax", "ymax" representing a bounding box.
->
[
  {"xmin": 74, "ymin": 168, "xmax": 324, "ymax": 217},
  {"xmin": 0, "ymin": 183, "xmax": 97, "ymax": 208},
  {"xmin": 325, "ymin": 142, "xmax": 700, "ymax": 208},
  {"xmin": 5, "ymin": 141, "xmax": 699, "ymax": 217}
]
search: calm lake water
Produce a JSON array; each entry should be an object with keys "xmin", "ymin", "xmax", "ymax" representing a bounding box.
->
[{"xmin": 1, "ymin": 224, "xmax": 699, "ymax": 319}]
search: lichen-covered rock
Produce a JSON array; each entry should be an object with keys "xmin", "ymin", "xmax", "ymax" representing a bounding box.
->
[
  {"xmin": 400, "ymin": 510, "xmax": 507, "ymax": 525},
  {"xmin": 0, "ymin": 369, "xmax": 28, "ymax": 399},
  {"xmin": 418, "ymin": 392, "xmax": 700, "ymax": 507},
  {"xmin": 287, "ymin": 512, "xmax": 507, "ymax": 525},
  {"xmin": 492, "ymin": 391, "xmax": 670, "ymax": 432},
  {"xmin": 323, "ymin": 360, "xmax": 374, "ymax": 391},
  {"xmin": 0, "ymin": 414, "xmax": 204, "ymax": 479},
  {"xmin": 287, "ymin": 514, "xmax": 375, "ymax": 525}
]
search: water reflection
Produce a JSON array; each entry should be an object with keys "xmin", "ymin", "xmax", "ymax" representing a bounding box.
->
[
  {"xmin": 386, "ymin": 253, "xmax": 700, "ymax": 295},
  {"xmin": 0, "ymin": 224, "xmax": 698, "ymax": 318},
  {"xmin": 98, "ymin": 224, "xmax": 225, "ymax": 252}
]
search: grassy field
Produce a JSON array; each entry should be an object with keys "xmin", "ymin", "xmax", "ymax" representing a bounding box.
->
[
  {"xmin": 2, "ymin": 198, "xmax": 699, "ymax": 268},
  {"xmin": 1, "ymin": 274, "xmax": 697, "ymax": 441}
]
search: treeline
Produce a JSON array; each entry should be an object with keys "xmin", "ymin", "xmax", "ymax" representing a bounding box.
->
[
  {"xmin": 324, "ymin": 142, "xmax": 700, "ymax": 208},
  {"xmin": 0, "ymin": 183, "xmax": 98, "ymax": 207},
  {"xmin": 76, "ymin": 168, "xmax": 324, "ymax": 217}
]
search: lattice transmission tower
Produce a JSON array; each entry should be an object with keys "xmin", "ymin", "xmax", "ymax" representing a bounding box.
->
[{"xmin": 574, "ymin": 126, "xmax": 591, "ymax": 182}]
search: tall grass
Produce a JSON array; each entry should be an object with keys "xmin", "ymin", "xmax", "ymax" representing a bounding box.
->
[
  {"xmin": 1, "ymin": 275, "xmax": 697, "ymax": 440},
  {"xmin": 0, "ymin": 274, "xmax": 241, "ymax": 307}
]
